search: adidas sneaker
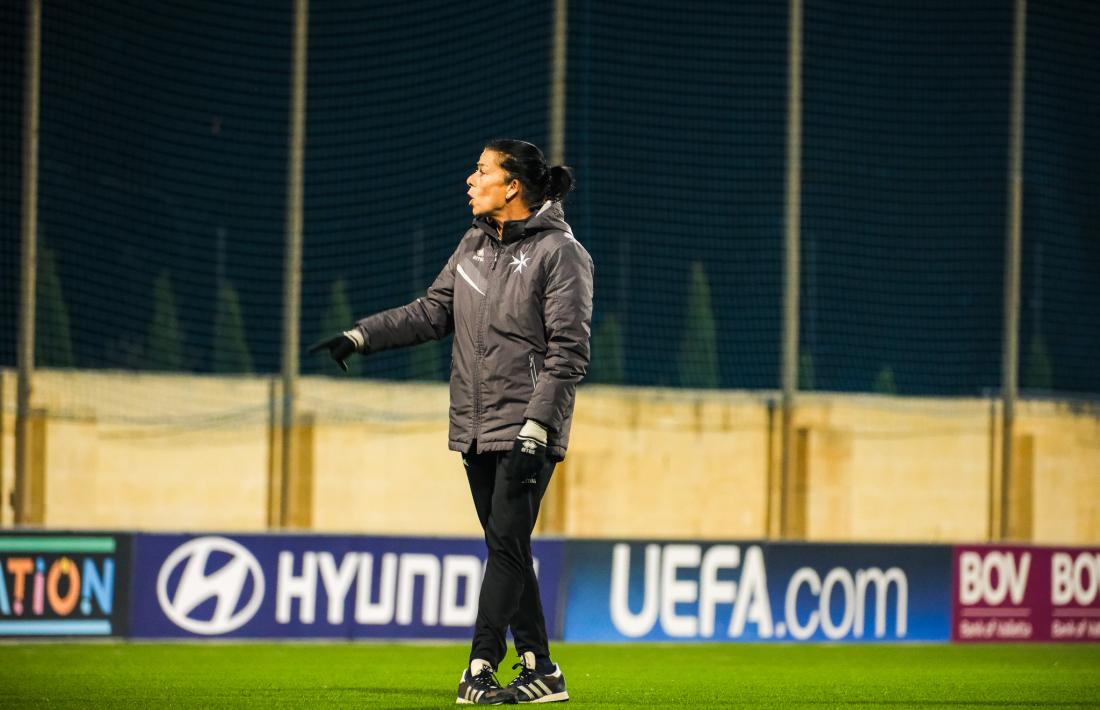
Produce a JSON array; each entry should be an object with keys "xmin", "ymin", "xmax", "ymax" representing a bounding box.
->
[
  {"xmin": 506, "ymin": 651, "xmax": 569, "ymax": 703},
  {"xmin": 456, "ymin": 659, "xmax": 517, "ymax": 705}
]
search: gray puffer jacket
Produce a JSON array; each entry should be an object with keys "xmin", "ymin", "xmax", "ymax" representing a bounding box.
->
[{"xmin": 351, "ymin": 201, "xmax": 593, "ymax": 460}]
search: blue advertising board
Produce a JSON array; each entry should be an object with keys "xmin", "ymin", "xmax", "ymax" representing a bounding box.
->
[
  {"xmin": 0, "ymin": 532, "xmax": 130, "ymax": 637},
  {"xmin": 130, "ymin": 533, "xmax": 565, "ymax": 639},
  {"xmin": 563, "ymin": 540, "xmax": 952, "ymax": 642}
]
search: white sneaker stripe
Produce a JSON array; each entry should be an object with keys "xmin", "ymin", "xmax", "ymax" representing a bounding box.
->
[
  {"xmin": 535, "ymin": 679, "xmax": 552, "ymax": 695},
  {"xmin": 518, "ymin": 685, "xmax": 535, "ymax": 699},
  {"xmin": 475, "ymin": 689, "xmax": 484, "ymax": 702}
]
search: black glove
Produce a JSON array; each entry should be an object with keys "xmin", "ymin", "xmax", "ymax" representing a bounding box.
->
[
  {"xmin": 307, "ymin": 332, "xmax": 359, "ymax": 372},
  {"xmin": 506, "ymin": 420, "xmax": 549, "ymax": 494}
]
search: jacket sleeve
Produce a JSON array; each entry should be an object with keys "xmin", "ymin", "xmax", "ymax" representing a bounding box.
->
[
  {"xmin": 350, "ymin": 249, "xmax": 456, "ymax": 353},
  {"xmin": 524, "ymin": 240, "xmax": 594, "ymax": 431}
]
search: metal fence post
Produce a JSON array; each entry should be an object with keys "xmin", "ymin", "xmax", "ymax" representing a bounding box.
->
[
  {"xmin": 14, "ymin": 0, "xmax": 42, "ymax": 527},
  {"xmin": 280, "ymin": 0, "xmax": 309, "ymax": 528},
  {"xmin": 1000, "ymin": 0, "xmax": 1026, "ymax": 541},
  {"xmin": 549, "ymin": 0, "xmax": 568, "ymax": 166},
  {"xmin": 780, "ymin": 0, "xmax": 803, "ymax": 539}
]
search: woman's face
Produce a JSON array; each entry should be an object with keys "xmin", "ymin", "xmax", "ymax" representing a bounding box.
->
[{"xmin": 466, "ymin": 150, "xmax": 514, "ymax": 218}]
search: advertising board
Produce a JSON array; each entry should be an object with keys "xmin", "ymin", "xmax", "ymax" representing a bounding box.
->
[
  {"xmin": 564, "ymin": 540, "xmax": 952, "ymax": 642},
  {"xmin": 130, "ymin": 533, "xmax": 565, "ymax": 639},
  {"xmin": 952, "ymin": 545, "xmax": 1100, "ymax": 642},
  {"xmin": 0, "ymin": 532, "xmax": 129, "ymax": 637},
  {"xmin": 10, "ymin": 529, "xmax": 1092, "ymax": 644}
]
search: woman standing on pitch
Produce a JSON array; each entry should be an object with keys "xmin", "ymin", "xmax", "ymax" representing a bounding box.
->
[{"xmin": 311, "ymin": 139, "xmax": 592, "ymax": 705}]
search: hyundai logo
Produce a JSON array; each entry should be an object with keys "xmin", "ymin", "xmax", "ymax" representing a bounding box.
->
[{"xmin": 157, "ymin": 536, "xmax": 265, "ymax": 635}]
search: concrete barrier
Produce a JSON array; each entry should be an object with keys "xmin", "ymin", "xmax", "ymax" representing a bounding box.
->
[{"xmin": 2, "ymin": 370, "xmax": 1097, "ymax": 544}]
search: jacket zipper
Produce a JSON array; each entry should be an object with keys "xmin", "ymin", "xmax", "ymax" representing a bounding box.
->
[
  {"xmin": 472, "ymin": 238, "xmax": 502, "ymax": 444},
  {"xmin": 529, "ymin": 353, "xmax": 538, "ymax": 388}
]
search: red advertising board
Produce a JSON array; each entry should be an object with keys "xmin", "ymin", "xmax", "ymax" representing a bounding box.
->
[{"xmin": 952, "ymin": 545, "xmax": 1100, "ymax": 642}]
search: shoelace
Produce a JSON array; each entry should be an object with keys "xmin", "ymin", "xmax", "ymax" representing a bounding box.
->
[
  {"xmin": 507, "ymin": 661, "xmax": 539, "ymax": 688},
  {"xmin": 471, "ymin": 668, "xmax": 503, "ymax": 690}
]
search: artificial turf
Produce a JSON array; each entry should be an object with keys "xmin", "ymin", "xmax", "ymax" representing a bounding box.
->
[{"xmin": 1, "ymin": 642, "xmax": 1097, "ymax": 708}]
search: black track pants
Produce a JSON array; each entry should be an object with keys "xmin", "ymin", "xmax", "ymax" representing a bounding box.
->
[{"xmin": 463, "ymin": 450, "xmax": 555, "ymax": 669}]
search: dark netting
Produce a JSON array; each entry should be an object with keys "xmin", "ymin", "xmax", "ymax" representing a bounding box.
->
[
  {"xmin": 30, "ymin": 0, "xmax": 292, "ymax": 377},
  {"xmin": 568, "ymin": 0, "xmax": 787, "ymax": 389},
  {"xmin": 802, "ymin": 0, "xmax": 1012, "ymax": 396},
  {"xmin": 301, "ymin": 0, "xmax": 553, "ymax": 383},
  {"xmin": 0, "ymin": 0, "xmax": 295, "ymax": 425},
  {"xmin": 0, "ymin": 0, "xmax": 554, "ymax": 423},
  {"xmin": 1, "ymin": 2, "xmax": 24, "ymax": 371},
  {"xmin": 1, "ymin": 0, "xmax": 1098, "ymax": 425},
  {"xmin": 1019, "ymin": 3, "xmax": 1100, "ymax": 397}
]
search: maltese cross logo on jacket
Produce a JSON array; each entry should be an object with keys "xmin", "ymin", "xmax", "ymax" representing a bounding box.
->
[{"xmin": 510, "ymin": 251, "xmax": 530, "ymax": 274}]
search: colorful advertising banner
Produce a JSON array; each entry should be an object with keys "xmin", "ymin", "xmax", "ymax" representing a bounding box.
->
[
  {"xmin": 0, "ymin": 533, "xmax": 130, "ymax": 637},
  {"xmin": 130, "ymin": 533, "xmax": 565, "ymax": 639},
  {"xmin": 8, "ymin": 529, "xmax": 1094, "ymax": 644},
  {"xmin": 563, "ymin": 540, "xmax": 953, "ymax": 642},
  {"xmin": 952, "ymin": 545, "xmax": 1100, "ymax": 642}
]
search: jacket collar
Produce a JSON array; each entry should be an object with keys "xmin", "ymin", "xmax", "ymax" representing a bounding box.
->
[{"xmin": 473, "ymin": 201, "xmax": 566, "ymax": 245}]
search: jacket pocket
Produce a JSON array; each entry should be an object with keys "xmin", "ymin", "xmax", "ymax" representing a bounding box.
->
[{"xmin": 529, "ymin": 352, "xmax": 539, "ymax": 388}]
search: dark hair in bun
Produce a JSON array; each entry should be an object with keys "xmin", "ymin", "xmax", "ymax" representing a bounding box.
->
[{"xmin": 484, "ymin": 138, "xmax": 575, "ymax": 210}]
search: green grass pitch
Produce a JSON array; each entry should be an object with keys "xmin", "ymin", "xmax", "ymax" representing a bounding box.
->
[{"xmin": 1, "ymin": 642, "xmax": 1098, "ymax": 708}]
